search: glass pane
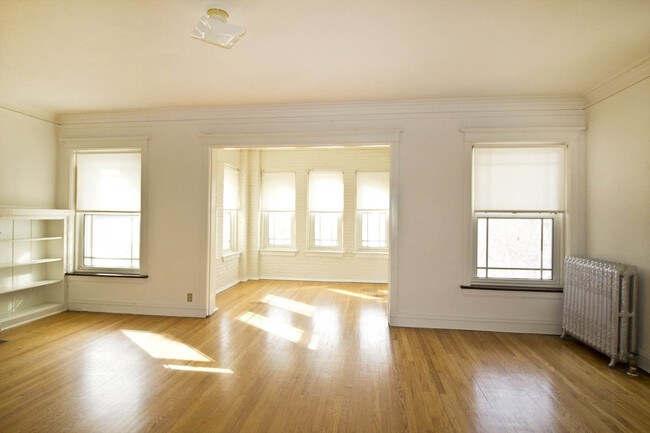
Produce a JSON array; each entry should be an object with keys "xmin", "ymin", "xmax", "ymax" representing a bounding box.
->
[
  {"xmin": 542, "ymin": 219, "xmax": 553, "ymax": 269},
  {"xmin": 313, "ymin": 213, "xmax": 340, "ymax": 247},
  {"xmin": 83, "ymin": 214, "xmax": 140, "ymax": 269},
  {"xmin": 223, "ymin": 211, "xmax": 232, "ymax": 251},
  {"xmin": 487, "ymin": 218, "xmax": 542, "ymax": 269},
  {"xmin": 476, "ymin": 218, "xmax": 487, "ymax": 268},
  {"xmin": 360, "ymin": 211, "xmax": 387, "ymax": 248},
  {"xmin": 267, "ymin": 212, "xmax": 293, "ymax": 246},
  {"xmin": 487, "ymin": 269, "xmax": 541, "ymax": 279},
  {"xmin": 542, "ymin": 270, "xmax": 553, "ymax": 280},
  {"xmin": 476, "ymin": 268, "xmax": 487, "ymax": 278}
]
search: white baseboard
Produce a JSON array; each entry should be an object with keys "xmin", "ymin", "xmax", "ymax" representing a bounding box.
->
[
  {"xmin": 638, "ymin": 349, "xmax": 650, "ymax": 373},
  {"xmin": 259, "ymin": 276, "xmax": 388, "ymax": 284},
  {"xmin": 390, "ymin": 312, "xmax": 562, "ymax": 335},
  {"xmin": 67, "ymin": 300, "xmax": 206, "ymax": 318},
  {"xmin": 215, "ymin": 280, "xmax": 242, "ymax": 295}
]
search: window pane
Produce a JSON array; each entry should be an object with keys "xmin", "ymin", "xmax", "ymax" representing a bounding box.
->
[
  {"xmin": 223, "ymin": 211, "xmax": 232, "ymax": 251},
  {"xmin": 542, "ymin": 219, "xmax": 553, "ymax": 269},
  {"xmin": 487, "ymin": 269, "xmax": 542, "ymax": 279},
  {"xmin": 309, "ymin": 172, "xmax": 344, "ymax": 212},
  {"xmin": 83, "ymin": 214, "xmax": 140, "ymax": 268},
  {"xmin": 313, "ymin": 212, "xmax": 340, "ymax": 247},
  {"xmin": 267, "ymin": 212, "xmax": 293, "ymax": 247},
  {"xmin": 487, "ymin": 218, "xmax": 542, "ymax": 269},
  {"xmin": 360, "ymin": 211, "xmax": 387, "ymax": 248},
  {"xmin": 477, "ymin": 218, "xmax": 487, "ymax": 268},
  {"xmin": 77, "ymin": 152, "xmax": 141, "ymax": 212}
]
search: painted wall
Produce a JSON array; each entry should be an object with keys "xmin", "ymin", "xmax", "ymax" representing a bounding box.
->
[
  {"xmin": 0, "ymin": 109, "xmax": 57, "ymax": 208},
  {"xmin": 57, "ymin": 98, "xmax": 585, "ymax": 332},
  {"xmin": 585, "ymin": 78, "xmax": 650, "ymax": 370}
]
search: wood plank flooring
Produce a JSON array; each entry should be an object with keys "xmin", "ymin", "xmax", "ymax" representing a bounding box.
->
[{"xmin": 0, "ymin": 280, "xmax": 649, "ymax": 432}]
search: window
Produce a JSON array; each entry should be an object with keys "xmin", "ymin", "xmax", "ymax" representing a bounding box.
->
[
  {"xmin": 222, "ymin": 167, "xmax": 239, "ymax": 254},
  {"xmin": 261, "ymin": 172, "xmax": 295, "ymax": 249},
  {"xmin": 356, "ymin": 172, "xmax": 389, "ymax": 251},
  {"xmin": 472, "ymin": 146, "xmax": 565, "ymax": 286},
  {"xmin": 75, "ymin": 151, "xmax": 142, "ymax": 272},
  {"xmin": 308, "ymin": 171, "xmax": 344, "ymax": 250}
]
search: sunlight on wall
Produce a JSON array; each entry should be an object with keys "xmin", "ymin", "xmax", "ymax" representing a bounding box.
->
[
  {"xmin": 121, "ymin": 330, "xmax": 213, "ymax": 362},
  {"xmin": 239, "ymin": 312, "xmax": 304, "ymax": 342},
  {"xmin": 261, "ymin": 294, "xmax": 316, "ymax": 316},
  {"xmin": 163, "ymin": 364, "xmax": 233, "ymax": 374}
]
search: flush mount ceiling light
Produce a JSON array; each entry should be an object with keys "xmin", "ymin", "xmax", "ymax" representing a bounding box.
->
[{"xmin": 190, "ymin": 7, "xmax": 245, "ymax": 48}]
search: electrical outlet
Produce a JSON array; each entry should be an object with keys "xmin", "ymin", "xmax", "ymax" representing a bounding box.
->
[{"xmin": 187, "ymin": 293, "xmax": 192, "ymax": 302}]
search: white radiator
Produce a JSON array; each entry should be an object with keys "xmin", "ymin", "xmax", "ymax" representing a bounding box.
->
[{"xmin": 562, "ymin": 256, "xmax": 638, "ymax": 371}]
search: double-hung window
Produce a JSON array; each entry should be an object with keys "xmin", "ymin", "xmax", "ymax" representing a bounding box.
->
[
  {"xmin": 222, "ymin": 167, "xmax": 239, "ymax": 254},
  {"xmin": 261, "ymin": 172, "xmax": 296, "ymax": 249},
  {"xmin": 472, "ymin": 146, "xmax": 565, "ymax": 287},
  {"xmin": 308, "ymin": 171, "xmax": 344, "ymax": 250},
  {"xmin": 75, "ymin": 151, "xmax": 142, "ymax": 272},
  {"xmin": 356, "ymin": 172, "xmax": 389, "ymax": 251}
]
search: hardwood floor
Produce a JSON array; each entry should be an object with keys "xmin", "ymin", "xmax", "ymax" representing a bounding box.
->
[{"xmin": 0, "ymin": 280, "xmax": 649, "ymax": 432}]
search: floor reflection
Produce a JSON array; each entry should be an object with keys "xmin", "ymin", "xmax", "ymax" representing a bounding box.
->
[{"xmin": 121, "ymin": 330, "xmax": 212, "ymax": 362}]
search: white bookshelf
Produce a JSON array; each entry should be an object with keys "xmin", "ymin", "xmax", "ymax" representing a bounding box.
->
[{"xmin": 0, "ymin": 208, "xmax": 73, "ymax": 330}]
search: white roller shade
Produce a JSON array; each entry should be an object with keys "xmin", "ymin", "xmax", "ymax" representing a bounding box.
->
[
  {"xmin": 76, "ymin": 152, "xmax": 141, "ymax": 212},
  {"xmin": 309, "ymin": 171, "xmax": 344, "ymax": 212},
  {"xmin": 473, "ymin": 146, "xmax": 566, "ymax": 212},
  {"xmin": 223, "ymin": 167, "xmax": 239, "ymax": 209},
  {"xmin": 357, "ymin": 172, "xmax": 389, "ymax": 210},
  {"xmin": 262, "ymin": 172, "xmax": 295, "ymax": 211}
]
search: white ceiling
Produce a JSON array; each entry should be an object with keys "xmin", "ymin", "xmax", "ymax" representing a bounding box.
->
[{"xmin": 1, "ymin": 0, "xmax": 649, "ymax": 114}]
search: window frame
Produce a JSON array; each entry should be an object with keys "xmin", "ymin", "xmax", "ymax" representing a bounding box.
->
[
  {"xmin": 471, "ymin": 212, "xmax": 563, "ymax": 288},
  {"xmin": 222, "ymin": 165, "xmax": 240, "ymax": 256},
  {"xmin": 460, "ymin": 128, "xmax": 586, "ymax": 292},
  {"xmin": 261, "ymin": 210, "xmax": 296, "ymax": 250},
  {"xmin": 356, "ymin": 209, "xmax": 389, "ymax": 252},
  {"xmin": 71, "ymin": 143, "xmax": 147, "ymax": 276},
  {"xmin": 308, "ymin": 211, "xmax": 343, "ymax": 251}
]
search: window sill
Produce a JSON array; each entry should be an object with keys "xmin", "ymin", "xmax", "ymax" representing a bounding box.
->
[
  {"xmin": 460, "ymin": 284, "xmax": 562, "ymax": 293},
  {"xmin": 220, "ymin": 252, "xmax": 241, "ymax": 262},
  {"xmin": 66, "ymin": 272, "xmax": 148, "ymax": 279},
  {"xmin": 259, "ymin": 249, "xmax": 298, "ymax": 256},
  {"xmin": 354, "ymin": 250, "xmax": 389, "ymax": 257},
  {"xmin": 305, "ymin": 250, "xmax": 344, "ymax": 257}
]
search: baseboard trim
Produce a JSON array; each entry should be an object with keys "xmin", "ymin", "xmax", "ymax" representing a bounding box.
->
[
  {"xmin": 67, "ymin": 300, "xmax": 206, "ymax": 318},
  {"xmin": 215, "ymin": 280, "xmax": 242, "ymax": 295},
  {"xmin": 638, "ymin": 349, "xmax": 650, "ymax": 373},
  {"xmin": 259, "ymin": 276, "xmax": 388, "ymax": 284},
  {"xmin": 389, "ymin": 312, "xmax": 562, "ymax": 335}
]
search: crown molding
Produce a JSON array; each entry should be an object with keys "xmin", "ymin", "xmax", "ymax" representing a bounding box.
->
[
  {"xmin": 583, "ymin": 57, "xmax": 650, "ymax": 108},
  {"xmin": 57, "ymin": 96, "xmax": 584, "ymax": 126},
  {"xmin": 199, "ymin": 130, "xmax": 402, "ymax": 147},
  {"xmin": 0, "ymin": 101, "xmax": 58, "ymax": 124}
]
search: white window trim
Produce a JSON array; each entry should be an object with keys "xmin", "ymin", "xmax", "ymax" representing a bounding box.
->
[
  {"xmin": 308, "ymin": 211, "xmax": 344, "ymax": 252},
  {"xmin": 355, "ymin": 210, "xmax": 389, "ymax": 253},
  {"xmin": 60, "ymin": 137, "xmax": 149, "ymax": 276},
  {"xmin": 261, "ymin": 210, "xmax": 296, "ymax": 251},
  {"xmin": 222, "ymin": 209, "xmax": 238, "ymax": 255},
  {"xmin": 460, "ymin": 127, "xmax": 586, "ymax": 289},
  {"xmin": 471, "ymin": 212, "xmax": 563, "ymax": 288}
]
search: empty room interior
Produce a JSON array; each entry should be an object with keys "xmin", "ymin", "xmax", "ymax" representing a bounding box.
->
[{"xmin": 1, "ymin": 1, "xmax": 650, "ymax": 432}]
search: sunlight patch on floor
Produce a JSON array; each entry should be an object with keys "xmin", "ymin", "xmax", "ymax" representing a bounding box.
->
[
  {"xmin": 239, "ymin": 312, "xmax": 304, "ymax": 342},
  {"xmin": 329, "ymin": 289, "xmax": 384, "ymax": 300},
  {"xmin": 261, "ymin": 294, "xmax": 316, "ymax": 316},
  {"xmin": 163, "ymin": 364, "xmax": 233, "ymax": 374},
  {"xmin": 121, "ymin": 330, "xmax": 212, "ymax": 362}
]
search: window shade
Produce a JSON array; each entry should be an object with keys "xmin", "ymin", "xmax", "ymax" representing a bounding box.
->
[
  {"xmin": 261, "ymin": 172, "xmax": 295, "ymax": 211},
  {"xmin": 76, "ymin": 152, "xmax": 141, "ymax": 212},
  {"xmin": 309, "ymin": 172, "xmax": 344, "ymax": 212},
  {"xmin": 223, "ymin": 167, "xmax": 240, "ymax": 209},
  {"xmin": 357, "ymin": 172, "xmax": 389, "ymax": 210},
  {"xmin": 473, "ymin": 146, "xmax": 566, "ymax": 212}
]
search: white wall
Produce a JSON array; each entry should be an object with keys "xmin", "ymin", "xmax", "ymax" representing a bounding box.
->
[
  {"xmin": 0, "ymin": 109, "xmax": 57, "ymax": 208},
  {"xmin": 57, "ymin": 98, "xmax": 585, "ymax": 331},
  {"xmin": 585, "ymin": 77, "xmax": 650, "ymax": 370}
]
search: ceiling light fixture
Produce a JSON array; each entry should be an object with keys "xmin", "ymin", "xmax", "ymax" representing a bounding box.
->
[{"xmin": 190, "ymin": 7, "xmax": 245, "ymax": 48}]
